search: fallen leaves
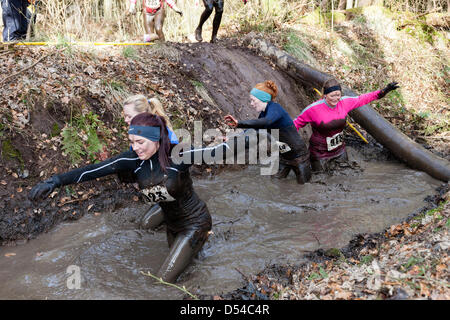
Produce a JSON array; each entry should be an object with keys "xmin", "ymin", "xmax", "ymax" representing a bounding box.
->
[{"xmin": 232, "ymin": 200, "xmax": 450, "ymax": 300}]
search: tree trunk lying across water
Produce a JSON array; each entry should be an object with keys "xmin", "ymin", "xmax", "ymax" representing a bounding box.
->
[{"xmin": 244, "ymin": 35, "xmax": 450, "ymax": 182}]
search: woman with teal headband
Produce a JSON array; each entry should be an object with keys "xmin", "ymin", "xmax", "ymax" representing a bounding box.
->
[{"xmin": 225, "ymin": 80, "xmax": 311, "ymax": 184}]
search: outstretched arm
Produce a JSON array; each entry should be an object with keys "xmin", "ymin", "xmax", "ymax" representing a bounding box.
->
[
  {"xmin": 29, "ymin": 151, "xmax": 139, "ymax": 200},
  {"xmin": 170, "ymin": 130, "xmax": 262, "ymax": 169}
]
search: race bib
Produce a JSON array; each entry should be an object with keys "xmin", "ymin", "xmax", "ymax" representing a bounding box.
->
[
  {"xmin": 326, "ymin": 132, "xmax": 344, "ymax": 151},
  {"xmin": 141, "ymin": 185, "xmax": 175, "ymax": 204},
  {"xmin": 145, "ymin": 0, "xmax": 160, "ymax": 9},
  {"xmin": 276, "ymin": 141, "xmax": 291, "ymax": 154}
]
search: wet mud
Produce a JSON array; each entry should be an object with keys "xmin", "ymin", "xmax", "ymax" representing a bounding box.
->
[
  {"xmin": 0, "ymin": 148, "xmax": 443, "ymax": 299},
  {"xmin": 174, "ymin": 41, "xmax": 311, "ymax": 119}
]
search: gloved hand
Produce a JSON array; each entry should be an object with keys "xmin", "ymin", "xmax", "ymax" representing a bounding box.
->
[
  {"xmin": 29, "ymin": 176, "xmax": 61, "ymax": 201},
  {"xmin": 224, "ymin": 115, "xmax": 238, "ymax": 128},
  {"xmin": 378, "ymin": 81, "xmax": 399, "ymax": 99}
]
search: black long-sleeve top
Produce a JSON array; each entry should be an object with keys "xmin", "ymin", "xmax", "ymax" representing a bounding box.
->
[{"xmin": 237, "ymin": 101, "xmax": 309, "ymax": 161}]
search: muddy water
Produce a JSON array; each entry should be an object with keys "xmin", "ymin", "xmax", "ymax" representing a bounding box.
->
[{"xmin": 0, "ymin": 150, "xmax": 442, "ymax": 299}]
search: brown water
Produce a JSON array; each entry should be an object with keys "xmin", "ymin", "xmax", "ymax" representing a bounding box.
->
[{"xmin": 0, "ymin": 150, "xmax": 442, "ymax": 299}]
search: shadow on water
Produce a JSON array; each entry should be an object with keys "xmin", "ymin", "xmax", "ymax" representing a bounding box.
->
[{"xmin": 0, "ymin": 147, "xmax": 442, "ymax": 299}]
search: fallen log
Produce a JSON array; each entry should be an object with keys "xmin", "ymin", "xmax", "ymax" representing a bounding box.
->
[{"xmin": 244, "ymin": 35, "xmax": 450, "ymax": 182}]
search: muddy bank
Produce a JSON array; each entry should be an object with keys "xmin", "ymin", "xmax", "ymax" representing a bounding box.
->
[
  {"xmin": 215, "ymin": 184, "xmax": 449, "ymax": 300},
  {"xmin": 0, "ymin": 43, "xmax": 226, "ymax": 244}
]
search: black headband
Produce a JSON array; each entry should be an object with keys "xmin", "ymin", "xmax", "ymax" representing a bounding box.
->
[{"xmin": 323, "ymin": 85, "xmax": 342, "ymax": 95}]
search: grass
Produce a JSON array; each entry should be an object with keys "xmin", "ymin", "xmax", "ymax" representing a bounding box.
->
[
  {"xmin": 122, "ymin": 46, "xmax": 137, "ymax": 59},
  {"xmin": 1, "ymin": 139, "xmax": 24, "ymax": 170},
  {"xmin": 283, "ymin": 32, "xmax": 316, "ymax": 65},
  {"xmin": 61, "ymin": 111, "xmax": 110, "ymax": 165}
]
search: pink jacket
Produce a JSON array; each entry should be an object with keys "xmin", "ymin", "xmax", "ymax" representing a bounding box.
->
[{"xmin": 293, "ymin": 90, "xmax": 380, "ymax": 160}]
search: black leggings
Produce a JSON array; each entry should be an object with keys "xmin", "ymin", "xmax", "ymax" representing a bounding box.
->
[
  {"xmin": 197, "ymin": 0, "xmax": 224, "ymax": 38},
  {"xmin": 1, "ymin": 0, "xmax": 29, "ymax": 41},
  {"xmin": 140, "ymin": 204, "xmax": 209, "ymax": 283}
]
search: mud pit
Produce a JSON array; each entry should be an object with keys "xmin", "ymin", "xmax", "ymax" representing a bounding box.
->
[
  {"xmin": 0, "ymin": 150, "xmax": 442, "ymax": 299},
  {"xmin": 0, "ymin": 41, "xmax": 446, "ymax": 299}
]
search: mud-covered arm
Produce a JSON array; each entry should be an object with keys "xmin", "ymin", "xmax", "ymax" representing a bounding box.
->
[
  {"xmin": 237, "ymin": 118, "xmax": 273, "ymax": 129},
  {"xmin": 170, "ymin": 131, "xmax": 259, "ymax": 169},
  {"xmin": 29, "ymin": 151, "xmax": 139, "ymax": 200}
]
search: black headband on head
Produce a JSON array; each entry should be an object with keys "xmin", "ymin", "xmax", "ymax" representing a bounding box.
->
[{"xmin": 323, "ymin": 85, "xmax": 342, "ymax": 95}]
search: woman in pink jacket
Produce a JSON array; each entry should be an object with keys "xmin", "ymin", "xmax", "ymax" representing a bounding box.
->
[{"xmin": 293, "ymin": 79, "xmax": 399, "ymax": 172}]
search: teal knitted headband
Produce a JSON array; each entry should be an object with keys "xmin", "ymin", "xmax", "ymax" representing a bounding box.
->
[{"xmin": 250, "ymin": 88, "xmax": 272, "ymax": 103}]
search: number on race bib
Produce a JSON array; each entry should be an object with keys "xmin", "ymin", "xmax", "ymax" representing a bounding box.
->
[
  {"xmin": 145, "ymin": 0, "xmax": 161, "ymax": 9},
  {"xmin": 276, "ymin": 141, "xmax": 291, "ymax": 154},
  {"xmin": 141, "ymin": 185, "xmax": 175, "ymax": 203},
  {"xmin": 326, "ymin": 132, "xmax": 344, "ymax": 151}
]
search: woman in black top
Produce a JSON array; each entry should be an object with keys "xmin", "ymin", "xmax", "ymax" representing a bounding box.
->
[
  {"xmin": 225, "ymin": 80, "xmax": 311, "ymax": 184},
  {"xmin": 29, "ymin": 113, "xmax": 232, "ymax": 283}
]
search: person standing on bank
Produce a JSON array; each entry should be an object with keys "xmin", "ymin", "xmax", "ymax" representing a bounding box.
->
[
  {"xmin": 293, "ymin": 79, "xmax": 399, "ymax": 172},
  {"xmin": 194, "ymin": 0, "xmax": 224, "ymax": 43},
  {"xmin": 224, "ymin": 80, "xmax": 312, "ymax": 184},
  {"xmin": 128, "ymin": 0, "xmax": 183, "ymax": 42}
]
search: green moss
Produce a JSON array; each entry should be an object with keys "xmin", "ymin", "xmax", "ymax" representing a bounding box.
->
[
  {"xmin": 190, "ymin": 80, "xmax": 204, "ymax": 88},
  {"xmin": 1, "ymin": 139, "xmax": 24, "ymax": 169},
  {"xmin": 122, "ymin": 46, "xmax": 137, "ymax": 59},
  {"xmin": 325, "ymin": 248, "xmax": 343, "ymax": 258},
  {"xmin": 324, "ymin": 11, "xmax": 346, "ymax": 24},
  {"xmin": 171, "ymin": 118, "xmax": 185, "ymax": 130},
  {"xmin": 359, "ymin": 254, "xmax": 374, "ymax": 265},
  {"xmin": 51, "ymin": 122, "xmax": 61, "ymax": 137},
  {"xmin": 402, "ymin": 20, "xmax": 438, "ymax": 44}
]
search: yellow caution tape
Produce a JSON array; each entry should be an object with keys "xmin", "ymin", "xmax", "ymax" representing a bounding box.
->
[
  {"xmin": 3, "ymin": 42, "xmax": 154, "ymax": 46},
  {"xmin": 313, "ymin": 87, "xmax": 368, "ymax": 144}
]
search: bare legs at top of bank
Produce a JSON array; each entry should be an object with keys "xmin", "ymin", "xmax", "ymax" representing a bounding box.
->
[{"xmin": 129, "ymin": 0, "xmax": 182, "ymax": 42}]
